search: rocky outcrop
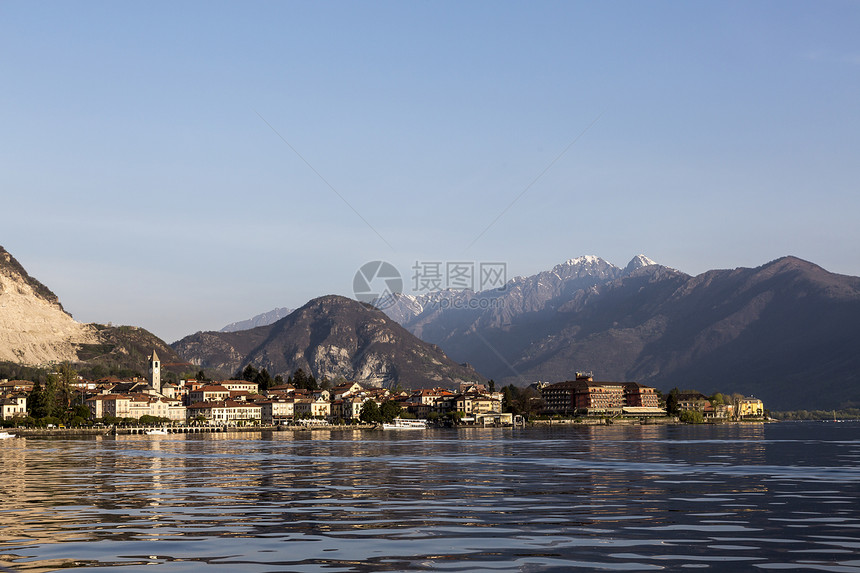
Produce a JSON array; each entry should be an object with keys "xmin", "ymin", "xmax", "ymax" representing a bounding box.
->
[
  {"xmin": 0, "ymin": 247, "xmax": 99, "ymax": 364},
  {"xmin": 0, "ymin": 246, "xmax": 188, "ymax": 372}
]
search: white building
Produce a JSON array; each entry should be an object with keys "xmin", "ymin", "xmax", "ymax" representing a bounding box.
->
[
  {"xmin": 260, "ymin": 399, "xmax": 294, "ymax": 424},
  {"xmin": 187, "ymin": 400, "xmax": 261, "ymax": 424}
]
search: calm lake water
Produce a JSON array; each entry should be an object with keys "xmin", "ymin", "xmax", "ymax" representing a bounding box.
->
[{"xmin": 1, "ymin": 422, "xmax": 859, "ymax": 572}]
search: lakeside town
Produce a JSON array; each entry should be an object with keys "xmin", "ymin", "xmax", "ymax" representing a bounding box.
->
[{"xmin": 0, "ymin": 350, "xmax": 771, "ymax": 433}]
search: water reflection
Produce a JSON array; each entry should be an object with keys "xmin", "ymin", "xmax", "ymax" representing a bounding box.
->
[{"xmin": 0, "ymin": 423, "xmax": 859, "ymax": 571}]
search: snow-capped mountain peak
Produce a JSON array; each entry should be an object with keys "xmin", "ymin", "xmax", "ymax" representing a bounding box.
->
[
  {"xmin": 625, "ymin": 254, "xmax": 658, "ymax": 273},
  {"xmin": 562, "ymin": 255, "xmax": 604, "ymax": 267}
]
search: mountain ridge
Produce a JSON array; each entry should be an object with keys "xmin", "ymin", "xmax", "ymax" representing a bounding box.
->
[
  {"xmin": 378, "ymin": 254, "xmax": 860, "ymax": 410},
  {"xmin": 172, "ymin": 295, "xmax": 485, "ymax": 390},
  {"xmin": 220, "ymin": 307, "xmax": 294, "ymax": 333}
]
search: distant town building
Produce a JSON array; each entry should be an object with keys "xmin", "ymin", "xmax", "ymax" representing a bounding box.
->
[
  {"xmin": 259, "ymin": 399, "xmax": 295, "ymax": 425},
  {"xmin": 187, "ymin": 385, "xmax": 231, "ymax": 404},
  {"xmin": 676, "ymin": 391, "xmax": 710, "ymax": 412},
  {"xmin": 220, "ymin": 380, "xmax": 259, "ymax": 393},
  {"xmin": 187, "ymin": 400, "xmax": 261, "ymax": 424},
  {"xmin": 86, "ymin": 393, "xmax": 185, "ymax": 421},
  {"xmin": 738, "ymin": 397, "xmax": 764, "ymax": 417},
  {"xmin": 541, "ymin": 374, "xmax": 661, "ymax": 416},
  {"xmin": 148, "ymin": 350, "xmax": 161, "ymax": 395},
  {"xmin": 1, "ymin": 394, "xmax": 27, "ymax": 420}
]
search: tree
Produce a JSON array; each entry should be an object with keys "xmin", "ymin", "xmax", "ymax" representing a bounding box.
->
[
  {"xmin": 380, "ymin": 400, "xmax": 402, "ymax": 422},
  {"xmin": 489, "ymin": 379, "xmax": 496, "ymax": 393},
  {"xmin": 253, "ymin": 368, "xmax": 273, "ymax": 391},
  {"xmin": 730, "ymin": 393, "xmax": 745, "ymax": 420},
  {"xmin": 680, "ymin": 410, "xmax": 704, "ymax": 424},
  {"xmin": 359, "ymin": 400, "xmax": 383, "ymax": 424},
  {"xmin": 29, "ymin": 379, "xmax": 49, "ymax": 419},
  {"xmin": 292, "ymin": 369, "xmax": 308, "ymax": 390},
  {"xmin": 40, "ymin": 372, "xmax": 64, "ymax": 418},
  {"xmin": 502, "ymin": 385, "xmax": 515, "ymax": 413},
  {"xmin": 307, "ymin": 374, "xmax": 319, "ymax": 391},
  {"xmin": 503, "ymin": 386, "xmax": 543, "ymax": 418},
  {"xmin": 666, "ymin": 388, "xmax": 680, "ymax": 416},
  {"xmin": 72, "ymin": 404, "xmax": 91, "ymax": 421},
  {"xmin": 241, "ymin": 364, "xmax": 259, "ymax": 382},
  {"xmin": 196, "ymin": 370, "xmax": 208, "ymax": 382},
  {"xmin": 710, "ymin": 393, "xmax": 725, "ymax": 407},
  {"xmin": 56, "ymin": 362, "xmax": 76, "ymax": 413}
]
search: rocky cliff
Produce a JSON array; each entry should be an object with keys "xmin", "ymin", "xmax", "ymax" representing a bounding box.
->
[
  {"xmin": 0, "ymin": 246, "xmax": 99, "ymax": 364},
  {"xmin": 0, "ymin": 245, "xmax": 187, "ymax": 372}
]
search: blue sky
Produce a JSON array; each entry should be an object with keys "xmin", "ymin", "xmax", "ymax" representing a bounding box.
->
[{"xmin": 2, "ymin": 1, "xmax": 858, "ymax": 342}]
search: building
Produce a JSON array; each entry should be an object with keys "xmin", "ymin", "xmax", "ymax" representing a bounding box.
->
[
  {"xmin": 1, "ymin": 395, "xmax": 27, "ymax": 420},
  {"xmin": 148, "ymin": 350, "xmax": 161, "ymax": 395},
  {"xmin": 340, "ymin": 396, "xmax": 366, "ymax": 420},
  {"xmin": 454, "ymin": 393, "xmax": 502, "ymax": 416},
  {"xmin": 676, "ymin": 391, "xmax": 710, "ymax": 412},
  {"xmin": 86, "ymin": 393, "xmax": 186, "ymax": 421},
  {"xmin": 624, "ymin": 383, "xmax": 660, "ymax": 408},
  {"xmin": 293, "ymin": 397, "xmax": 331, "ymax": 419},
  {"xmin": 0, "ymin": 379, "xmax": 34, "ymax": 393},
  {"xmin": 187, "ymin": 400, "xmax": 261, "ymax": 424},
  {"xmin": 259, "ymin": 399, "xmax": 295, "ymax": 424},
  {"xmin": 412, "ymin": 388, "xmax": 455, "ymax": 408},
  {"xmin": 187, "ymin": 385, "xmax": 231, "ymax": 404},
  {"xmin": 220, "ymin": 380, "xmax": 259, "ymax": 393},
  {"xmin": 331, "ymin": 382, "xmax": 365, "ymax": 400},
  {"xmin": 738, "ymin": 397, "xmax": 764, "ymax": 418},
  {"xmin": 541, "ymin": 375, "xmax": 662, "ymax": 416}
]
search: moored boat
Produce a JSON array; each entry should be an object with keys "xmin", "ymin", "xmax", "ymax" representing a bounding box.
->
[
  {"xmin": 0, "ymin": 431, "xmax": 17, "ymax": 439},
  {"xmin": 145, "ymin": 428, "xmax": 169, "ymax": 435},
  {"xmin": 382, "ymin": 418, "xmax": 429, "ymax": 430}
]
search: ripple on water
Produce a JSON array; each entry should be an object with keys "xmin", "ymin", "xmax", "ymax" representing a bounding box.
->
[{"xmin": 2, "ymin": 424, "xmax": 859, "ymax": 571}]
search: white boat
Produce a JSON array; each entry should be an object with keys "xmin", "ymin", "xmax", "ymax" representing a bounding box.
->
[
  {"xmin": 0, "ymin": 431, "xmax": 16, "ymax": 439},
  {"xmin": 382, "ymin": 418, "xmax": 429, "ymax": 430},
  {"xmin": 145, "ymin": 428, "xmax": 169, "ymax": 435}
]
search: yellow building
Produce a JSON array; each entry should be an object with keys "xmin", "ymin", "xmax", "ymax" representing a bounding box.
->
[{"xmin": 738, "ymin": 397, "xmax": 764, "ymax": 417}]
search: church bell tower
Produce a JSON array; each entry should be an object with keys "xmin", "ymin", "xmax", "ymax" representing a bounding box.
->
[{"xmin": 149, "ymin": 350, "xmax": 161, "ymax": 394}]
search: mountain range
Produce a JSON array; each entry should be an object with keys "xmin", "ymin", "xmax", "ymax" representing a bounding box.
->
[
  {"xmin": 205, "ymin": 255, "xmax": 860, "ymax": 411},
  {"xmin": 220, "ymin": 307, "xmax": 294, "ymax": 333},
  {"xmin": 172, "ymin": 295, "xmax": 484, "ymax": 389},
  {"xmin": 3, "ymin": 242, "xmax": 859, "ymax": 410},
  {"xmin": 381, "ymin": 254, "xmax": 860, "ymax": 410}
]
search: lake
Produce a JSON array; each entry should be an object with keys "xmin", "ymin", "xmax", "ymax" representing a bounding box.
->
[{"xmin": 1, "ymin": 422, "xmax": 859, "ymax": 572}]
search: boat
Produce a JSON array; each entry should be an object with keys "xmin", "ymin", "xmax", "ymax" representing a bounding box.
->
[
  {"xmin": 382, "ymin": 418, "xmax": 429, "ymax": 430},
  {"xmin": 145, "ymin": 428, "xmax": 169, "ymax": 435},
  {"xmin": 0, "ymin": 431, "xmax": 16, "ymax": 439}
]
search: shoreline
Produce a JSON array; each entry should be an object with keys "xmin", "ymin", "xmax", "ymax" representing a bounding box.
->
[{"xmin": 4, "ymin": 418, "xmax": 774, "ymax": 437}]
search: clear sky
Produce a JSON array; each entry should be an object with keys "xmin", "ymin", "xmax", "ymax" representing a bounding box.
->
[{"xmin": 2, "ymin": 1, "xmax": 858, "ymax": 343}]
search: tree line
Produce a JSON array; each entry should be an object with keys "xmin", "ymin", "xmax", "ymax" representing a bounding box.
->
[{"xmin": 238, "ymin": 365, "xmax": 334, "ymax": 392}]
